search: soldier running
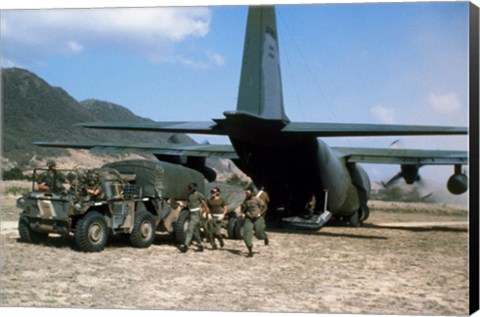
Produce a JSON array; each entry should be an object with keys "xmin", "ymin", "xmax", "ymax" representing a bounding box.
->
[
  {"xmin": 179, "ymin": 182, "xmax": 208, "ymax": 253},
  {"xmin": 241, "ymin": 189, "xmax": 269, "ymax": 257},
  {"xmin": 206, "ymin": 186, "xmax": 227, "ymax": 249}
]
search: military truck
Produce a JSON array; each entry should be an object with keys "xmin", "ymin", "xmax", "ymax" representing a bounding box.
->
[{"xmin": 17, "ymin": 159, "xmax": 205, "ymax": 252}]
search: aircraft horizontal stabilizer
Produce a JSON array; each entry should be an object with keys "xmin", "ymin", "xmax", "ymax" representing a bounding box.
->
[
  {"xmin": 334, "ymin": 147, "xmax": 468, "ymax": 165},
  {"xmin": 283, "ymin": 122, "xmax": 467, "ymax": 137},
  {"xmin": 76, "ymin": 121, "xmax": 228, "ymax": 135}
]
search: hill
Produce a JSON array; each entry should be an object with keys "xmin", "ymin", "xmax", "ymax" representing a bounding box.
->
[{"xmin": 1, "ymin": 67, "xmax": 244, "ymax": 180}]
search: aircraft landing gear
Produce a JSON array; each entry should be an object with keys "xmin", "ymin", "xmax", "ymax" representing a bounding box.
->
[
  {"xmin": 348, "ymin": 210, "xmax": 361, "ymax": 227},
  {"xmin": 347, "ymin": 205, "xmax": 369, "ymax": 227},
  {"xmin": 359, "ymin": 205, "xmax": 370, "ymax": 222}
]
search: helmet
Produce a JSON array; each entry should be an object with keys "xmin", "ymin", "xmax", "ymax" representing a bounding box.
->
[
  {"xmin": 46, "ymin": 160, "xmax": 57, "ymax": 168},
  {"xmin": 87, "ymin": 170, "xmax": 99, "ymax": 183},
  {"xmin": 188, "ymin": 182, "xmax": 198, "ymax": 191}
]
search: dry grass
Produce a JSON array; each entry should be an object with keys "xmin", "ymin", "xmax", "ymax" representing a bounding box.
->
[{"xmin": 1, "ymin": 188, "xmax": 470, "ymax": 316}]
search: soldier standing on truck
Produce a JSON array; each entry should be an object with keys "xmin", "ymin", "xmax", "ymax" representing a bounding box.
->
[
  {"xmin": 207, "ymin": 186, "xmax": 227, "ymax": 249},
  {"xmin": 179, "ymin": 182, "xmax": 208, "ymax": 253},
  {"xmin": 36, "ymin": 160, "xmax": 69, "ymax": 192},
  {"xmin": 241, "ymin": 189, "xmax": 269, "ymax": 258}
]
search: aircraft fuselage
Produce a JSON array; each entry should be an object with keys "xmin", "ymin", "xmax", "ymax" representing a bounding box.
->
[{"xmin": 221, "ymin": 112, "xmax": 370, "ymax": 220}]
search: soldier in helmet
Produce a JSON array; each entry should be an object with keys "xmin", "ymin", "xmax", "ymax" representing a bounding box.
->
[
  {"xmin": 36, "ymin": 160, "xmax": 69, "ymax": 192},
  {"xmin": 83, "ymin": 170, "xmax": 103, "ymax": 201},
  {"xmin": 241, "ymin": 189, "xmax": 269, "ymax": 258}
]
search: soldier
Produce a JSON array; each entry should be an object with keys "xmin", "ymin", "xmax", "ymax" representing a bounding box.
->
[
  {"xmin": 179, "ymin": 182, "xmax": 208, "ymax": 253},
  {"xmin": 199, "ymin": 209, "xmax": 215, "ymax": 249},
  {"xmin": 305, "ymin": 194, "xmax": 316, "ymax": 219},
  {"xmin": 36, "ymin": 160, "xmax": 69, "ymax": 192},
  {"xmin": 255, "ymin": 186, "xmax": 270, "ymax": 207},
  {"xmin": 83, "ymin": 170, "xmax": 103, "ymax": 201},
  {"xmin": 241, "ymin": 189, "xmax": 269, "ymax": 258},
  {"xmin": 206, "ymin": 186, "xmax": 227, "ymax": 249}
]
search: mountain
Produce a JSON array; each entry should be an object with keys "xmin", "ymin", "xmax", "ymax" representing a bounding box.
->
[{"xmin": 1, "ymin": 67, "xmax": 243, "ymax": 180}]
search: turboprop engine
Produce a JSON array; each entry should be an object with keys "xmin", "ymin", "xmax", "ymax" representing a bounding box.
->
[
  {"xmin": 400, "ymin": 164, "xmax": 420, "ymax": 184},
  {"xmin": 447, "ymin": 165, "xmax": 468, "ymax": 195}
]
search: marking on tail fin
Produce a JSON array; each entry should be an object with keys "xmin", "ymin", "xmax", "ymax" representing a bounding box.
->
[{"xmin": 237, "ymin": 6, "xmax": 289, "ymax": 122}]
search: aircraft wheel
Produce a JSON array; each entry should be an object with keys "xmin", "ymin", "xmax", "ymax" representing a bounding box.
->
[
  {"xmin": 75, "ymin": 211, "xmax": 108, "ymax": 252},
  {"xmin": 348, "ymin": 210, "xmax": 362, "ymax": 228},
  {"xmin": 234, "ymin": 217, "xmax": 245, "ymax": 240},
  {"xmin": 18, "ymin": 216, "xmax": 49, "ymax": 244},
  {"xmin": 359, "ymin": 205, "xmax": 370, "ymax": 222},
  {"xmin": 227, "ymin": 216, "xmax": 237, "ymax": 239},
  {"xmin": 129, "ymin": 210, "xmax": 156, "ymax": 248},
  {"xmin": 174, "ymin": 209, "xmax": 190, "ymax": 244}
]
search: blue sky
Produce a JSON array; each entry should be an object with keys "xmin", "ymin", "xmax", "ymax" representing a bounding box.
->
[{"xmin": 0, "ymin": 1, "xmax": 473, "ymax": 195}]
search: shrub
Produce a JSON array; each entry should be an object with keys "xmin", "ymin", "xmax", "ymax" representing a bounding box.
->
[{"xmin": 2, "ymin": 167, "xmax": 30, "ymax": 181}]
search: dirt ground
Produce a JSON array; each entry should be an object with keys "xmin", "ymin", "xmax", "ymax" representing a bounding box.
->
[{"xmin": 0, "ymin": 185, "xmax": 471, "ymax": 316}]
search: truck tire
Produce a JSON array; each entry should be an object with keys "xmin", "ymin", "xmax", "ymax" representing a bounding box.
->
[
  {"xmin": 174, "ymin": 209, "xmax": 190, "ymax": 244},
  {"xmin": 18, "ymin": 216, "xmax": 48, "ymax": 244},
  {"xmin": 75, "ymin": 211, "xmax": 108, "ymax": 252},
  {"xmin": 129, "ymin": 210, "xmax": 156, "ymax": 248}
]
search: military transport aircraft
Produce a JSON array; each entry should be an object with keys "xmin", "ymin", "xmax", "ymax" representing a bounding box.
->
[{"xmin": 35, "ymin": 6, "xmax": 468, "ymax": 228}]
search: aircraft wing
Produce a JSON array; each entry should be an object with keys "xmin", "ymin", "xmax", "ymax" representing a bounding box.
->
[
  {"xmin": 333, "ymin": 147, "xmax": 468, "ymax": 165},
  {"xmin": 283, "ymin": 122, "xmax": 468, "ymax": 137},
  {"xmin": 77, "ymin": 120, "xmax": 468, "ymax": 137},
  {"xmin": 33, "ymin": 141, "xmax": 238, "ymax": 159}
]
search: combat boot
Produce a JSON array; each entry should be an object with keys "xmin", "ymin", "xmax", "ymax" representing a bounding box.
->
[
  {"xmin": 179, "ymin": 245, "xmax": 188, "ymax": 253},
  {"xmin": 219, "ymin": 237, "xmax": 224, "ymax": 248},
  {"xmin": 196, "ymin": 245, "xmax": 204, "ymax": 252},
  {"xmin": 247, "ymin": 246, "xmax": 253, "ymax": 258},
  {"xmin": 264, "ymin": 234, "xmax": 269, "ymax": 246}
]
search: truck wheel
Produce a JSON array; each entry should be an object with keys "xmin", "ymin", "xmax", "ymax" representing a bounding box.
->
[
  {"xmin": 18, "ymin": 216, "xmax": 48, "ymax": 244},
  {"xmin": 234, "ymin": 217, "xmax": 245, "ymax": 240},
  {"xmin": 75, "ymin": 211, "xmax": 108, "ymax": 252},
  {"xmin": 227, "ymin": 216, "xmax": 237, "ymax": 239},
  {"xmin": 129, "ymin": 210, "xmax": 156, "ymax": 248},
  {"xmin": 174, "ymin": 209, "xmax": 190, "ymax": 244}
]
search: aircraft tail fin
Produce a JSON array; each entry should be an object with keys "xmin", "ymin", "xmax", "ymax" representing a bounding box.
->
[{"xmin": 236, "ymin": 6, "xmax": 289, "ymax": 122}]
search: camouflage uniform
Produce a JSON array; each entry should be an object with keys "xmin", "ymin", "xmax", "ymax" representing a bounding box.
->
[
  {"xmin": 37, "ymin": 160, "xmax": 67, "ymax": 192},
  {"xmin": 83, "ymin": 171, "xmax": 103, "ymax": 201},
  {"xmin": 241, "ymin": 191, "xmax": 269, "ymax": 257}
]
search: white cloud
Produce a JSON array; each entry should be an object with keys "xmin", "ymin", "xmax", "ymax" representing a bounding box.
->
[
  {"xmin": 177, "ymin": 57, "xmax": 209, "ymax": 70},
  {"xmin": 66, "ymin": 41, "xmax": 83, "ymax": 54},
  {"xmin": 206, "ymin": 50, "xmax": 225, "ymax": 66},
  {"xmin": 173, "ymin": 50, "xmax": 225, "ymax": 69},
  {"xmin": 427, "ymin": 92, "xmax": 462, "ymax": 115},
  {"xmin": 1, "ymin": 7, "xmax": 212, "ymax": 65},
  {"xmin": 369, "ymin": 105, "xmax": 395, "ymax": 124}
]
